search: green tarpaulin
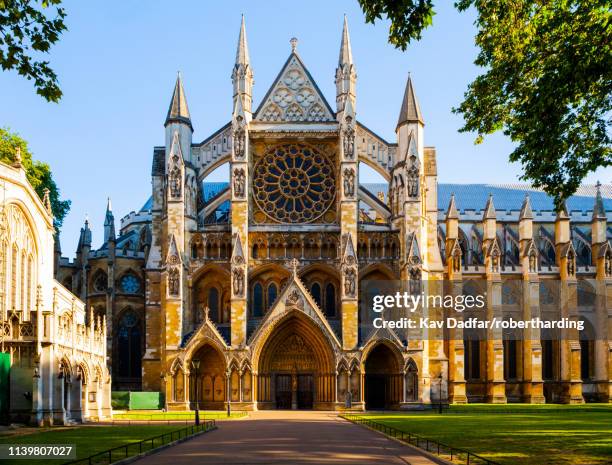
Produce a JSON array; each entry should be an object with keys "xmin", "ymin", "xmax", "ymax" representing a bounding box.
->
[
  {"xmin": 112, "ymin": 391, "xmax": 163, "ymax": 410},
  {"xmin": 0, "ymin": 353, "xmax": 9, "ymax": 423}
]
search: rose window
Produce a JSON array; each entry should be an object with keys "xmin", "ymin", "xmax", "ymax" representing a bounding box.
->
[{"xmin": 253, "ymin": 144, "xmax": 335, "ymax": 223}]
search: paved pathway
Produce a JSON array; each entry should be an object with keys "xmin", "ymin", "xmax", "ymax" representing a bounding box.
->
[{"xmin": 134, "ymin": 411, "xmax": 443, "ymax": 465}]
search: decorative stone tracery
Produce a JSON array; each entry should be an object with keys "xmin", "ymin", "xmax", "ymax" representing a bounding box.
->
[{"xmin": 252, "ymin": 144, "xmax": 336, "ymax": 224}]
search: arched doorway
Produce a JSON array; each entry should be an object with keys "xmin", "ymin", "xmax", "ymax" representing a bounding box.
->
[
  {"xmin": 364, "ymin": 343, "xmax": 402, "ymax": 410},
  {"xmin": 256, "ymin": 314, "xmax": 335, "ymax": 410},
  {"xmin": 189, "ymin": 344, "xmax": 226, "ymax": 410},
  {"xmin": 115, "ymin": 308, "xmax": 143, "ymax": 390}
]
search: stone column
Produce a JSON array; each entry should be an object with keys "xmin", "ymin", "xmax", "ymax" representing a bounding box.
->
[
  {"xmin": 482, "ymin": 196, "xmax": 506, "ymax": 403},
  {"xmin": 230, "ymin": 99, "xmax": 250, "ymax": 348},
  {"xmin": 555, "ymin": 205, "xmax": 584, "ymax": 403},
  {"xmin": 339, "ymin": 102, "xmax": 359, "ymax": 350},
  {"xmin": 519, "ymin": 195, "xmax": 544, "ymax": 403},
  {"xmin": 30, "ymin": 369, "xmax": 43, "ymax": 426},
  {"xmin": 591, "ymin": 191, "xmax": 611, "ymax": 402}
]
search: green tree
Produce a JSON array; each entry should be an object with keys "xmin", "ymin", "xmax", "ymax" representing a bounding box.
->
[
  {"xmin": 0, "ymin": 0, "xmax": 67, "ymax": 102},
  {"xmin": 0, "ymin": 127, "xmax": 71, "ymax": 229},
  {"xmin": 358, "ymin": 0, "xmax": 611, "ymax": 208}
]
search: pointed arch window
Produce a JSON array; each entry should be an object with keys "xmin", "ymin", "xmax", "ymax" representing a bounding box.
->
[
  {"xmin": 208, "ymin": 287, "xmax": 219, "ymax": 321},
  {"xmin": 542, "ymin": 339, "xmax": 555, "ymax": 380},
  {"xmin": 267, "ymin": 283, "xmax": 278, "ymax": 311},
  {"xmin": 0, "ymin": 241, "xmax": 6, "ymax": 311},
  {"xmin": 310, "ymin": 282, "xmax": 321, "ymax": 308},
  {"xmin": 252, "ymin": 283, "xmax": 264, "ymax": 317},
  {"xmin": 21, "ymin": 251, "xmax": 26, "ymax": 311},
  {"xmin": 464, "ymin": 338, "xmax": 481, "ymax": 380},
  {"xmin": 26, "ymin": 256, "xmax": 33, "ymax": 311},
  {"xmin": 10, "ymin": 245, "xmax": 18, "ymax": 310},
  {"xmin": 324, "ymin": 283, "xmax": 336, "ymax": 317},
  {"xmin": 117, "ymin": 309, "xmax": 142, "ymax": 378}
]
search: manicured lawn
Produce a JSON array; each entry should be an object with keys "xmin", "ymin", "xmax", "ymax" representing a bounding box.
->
[
  {"xmin": 113, "ymin": 409, "xmax": 247, "ymax": 420},
  {"xmin": 355, "ymin": 404, "xmax": 612, "ymax": 465},
  {"xmin": 0, "ymin": 425, "xmax": 185, "ymax": 465}
]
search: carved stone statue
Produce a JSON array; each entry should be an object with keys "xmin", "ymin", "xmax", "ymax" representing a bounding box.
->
[
  {"xmin": 529, "ymin": 252, "xmax": 537, "ymax": 273},
  {"xmin": 169, "ymin": 165, "xmax": 182, "ymax": 198},
  {"xmin": 344, "ymin": 267, "xmax": 356, "ymax": 297},
  {"xmin": 232, "ymin": 267, "xmax": 244, "ymax": 297},
  {"xmin": 343, "ymin": 118, "xmax": 355, "ymax": 159},
  {"xmin": 168, "ymin": 268, "xmax": 180, "ymax": 296},
  {"xmin": 406, "ymin": 156, "xmax": 419, "ymax": 198},
  {"xmin": 233, "ymin": 168, "xmax": 246, "ymax": 198},
  {"xmin": 343, "ymin": 168, "xmax": 355, "ymax": 198},
  {"xmin": 233, "ymin": 126, "xmax": 246, "ymax": 159},
  {"xmin": 567, "ymin": 252, "xmax": 575, "ymax": 277}
]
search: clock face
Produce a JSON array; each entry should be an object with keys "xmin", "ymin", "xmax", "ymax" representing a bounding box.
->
[{"xmin": 121, "ymin": 274, "xmax": 140, "ymax": 294}]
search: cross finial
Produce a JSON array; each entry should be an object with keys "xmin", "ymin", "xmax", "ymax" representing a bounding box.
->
[
  {"xmin": 288, "ymin": 258, "xmax": 300, "ymax": 276},
  {"xmin": 290, "ymin": 37, "xmax": 298, "ymax": 52},
  {"xmin": 202, "ymin": 305, "xmax": 210, "ymax": 321},
  {"xmin": 596, "ymin": 180, "xmax": 602, "ymax": 190}
]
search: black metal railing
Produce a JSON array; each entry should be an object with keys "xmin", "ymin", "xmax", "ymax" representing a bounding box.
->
[
  {"xmin": 63, "ymin": 420, "xmax": 216, "ymax": 465},
  {"xmin": 342, "ymin": 415, "xmax": 501, "ymax": 465}
]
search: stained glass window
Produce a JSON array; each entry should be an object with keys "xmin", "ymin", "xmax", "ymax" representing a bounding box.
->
[{"xmin": 253, "ymin": 144, "xmax": 335, "ymax": 223}]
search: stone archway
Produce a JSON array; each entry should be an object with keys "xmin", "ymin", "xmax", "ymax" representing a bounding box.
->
[
  {"xmin": 363, "ymin": 343, "xmax": 403, "ymax": 410},
  {"xmin": 189, "ymin": 344, "xmax": 226, "ymax": 410},
  {"xmin": 256, "ymin": 314, "xmax": 336, "ymax": 410}
]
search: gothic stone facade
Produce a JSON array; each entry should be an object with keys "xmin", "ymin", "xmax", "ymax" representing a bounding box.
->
[
  {"xmin": 58, "ymin": 18, "xmax": 612, "ymax": 409},
  {"xmin": 0, "ymin": 159, "xmax": 111, "ymax": 425}
]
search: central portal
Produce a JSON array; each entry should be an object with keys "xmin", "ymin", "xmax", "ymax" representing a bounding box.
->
[
  {"xmin": 275, "ymin": 373, "xmax": 314, "ymax": 409},
  {"xmin": 256, "ymin": 314, "xmax": 336, "ymax": 410}
]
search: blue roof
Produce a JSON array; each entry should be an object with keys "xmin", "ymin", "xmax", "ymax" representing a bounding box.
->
[
  {"xmin": 139, "ymin": 182, "xmax": 610, "ymax": 218},
  {"xmin": 140, "ymin": 197, "xmax": 152, "ymax": 212},
  {"xmin": 203, "ymin": 182, "xmax": 230, "ymax": 202},
  {"xmin": 362, "ymin": 183, "xmax": 611, "ymax": 214}
]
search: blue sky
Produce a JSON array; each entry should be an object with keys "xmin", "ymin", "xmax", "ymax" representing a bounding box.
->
[{"xmin": 0, "ymin": 1, "xmax": 609, "ymax": 253}]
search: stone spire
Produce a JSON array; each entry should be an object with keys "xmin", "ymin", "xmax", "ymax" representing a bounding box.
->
[
  {"xmin": 592, "ymin": 181, "xmax": 606, "ymax": 220},
  {"xmin": 446, "ymin": 193, "xmax": 459, "ymax": 220},
  {"xmin": 235, "ymin": 15, "xmax": 250, "ymax": 68},
  {"xmin": 165, "ymin": 72, "xmax": 192, "ymax": 130},
  {"xmin": 232, "ymin": 15, "xmax": 254, "ymax": 116},
  {"xmin": 335, "ymin": 15, "xmax": 356, "ymax": 115},
  {"xmin": 104, "ymin": 197, "xmax": 116, "ymax": 243},
  {"xmin": 483, "ymin": 194, "xmax": 496, "ymax": 220},
  {"xmin": 519, "ymin": 193, "xmax": 533, "ymax": 220},
  {"xmin": 77, "ymin": 216, "xmax": 92, "ymax": 251},
  {"xmin": 396, "ymin": 74, "xmax": 424, "ymax": 128},
  {"xmin": 338, "ymin": 15, "xmax": 353, "ymax": 67}
]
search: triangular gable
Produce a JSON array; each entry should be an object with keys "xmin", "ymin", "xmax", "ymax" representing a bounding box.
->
[
  {"xmin": 165, "ymin": 234, "xmax": 182, "ymax": 265},
  {"xmin": 248, "ymin": 272, "xmax": 341, "ymax": 352},
  {"xmin": 254, "ymin": 53, "xmax": 335, "ymax": 123},
  {"xmin": 179, "ymin": 316, "xmax": 229, "ymax": 359},
  {"xmin": 342, "ymin": 233, "xmax": 357, "ymax": 263},
  {"xmin": 169, "ymin": 131, "xmax": 184, "ymax": 163},
  {"xmin": 407, "ymin": 231, "xmax": 421, "ymax": 261},
  {"xmin": 486, "ymin": 237, "xmax": 501, "ymax": 257},
  {"xmin": 449, "ymin": 238, "xmax": 462, "ymax": 258},
  {"xmin": 232, "ymin": 233, "xmax": 245, "ymax": 263},
  {"xmin": 403, "ymin": 131, "xmax": 418, "ymax": 163},
  {"xmin": 360, "ymin": 325, "xmax": 404, "ymax": 352},
  {"xmin": 521, "ymin": 238, "xmax": 538, "ymax": 258}
]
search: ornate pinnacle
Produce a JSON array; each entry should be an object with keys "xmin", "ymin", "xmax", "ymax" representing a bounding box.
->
[
  {"xmin": 13, "ymin": 147, "xmax": 23, "ymax": 168},
  {"xmin": 287, "ymin": 258, "xmax": 300, "ymax": 276},
  {"xmin": 42, "ymin": 188, "xmax": 52, "ymax": 215}
]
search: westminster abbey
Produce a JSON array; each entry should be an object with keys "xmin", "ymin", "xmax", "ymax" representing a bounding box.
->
[{"xmin": 56, "ymin": 17, "xmax": 611, "ymax": 410}]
